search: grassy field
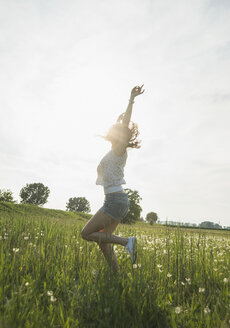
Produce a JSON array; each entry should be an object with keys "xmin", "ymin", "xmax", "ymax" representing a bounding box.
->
[{"xmin": 0, "ymin": 202, "xmax": 229, "ymax": 328}]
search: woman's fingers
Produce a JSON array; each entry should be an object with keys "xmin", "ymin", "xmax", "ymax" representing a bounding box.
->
[
  {"xmin": 131, "ymin": 84, "xmax": 145, "ymax": 96},
  {"xmin": 136, "ymin": 84, "xmax": 145, "ymax": 94}
]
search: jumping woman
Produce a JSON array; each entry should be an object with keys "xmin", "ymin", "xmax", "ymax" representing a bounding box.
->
[{"xmin": 81, "ymin": 84, "xmax": 145, "ymax": 274}]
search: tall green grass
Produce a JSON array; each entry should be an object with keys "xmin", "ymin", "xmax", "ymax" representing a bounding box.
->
[{"xmin": 0, "ymin": 203, "xmax": 229, "ymax": 327}]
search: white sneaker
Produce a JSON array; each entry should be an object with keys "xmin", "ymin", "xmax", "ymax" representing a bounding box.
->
[{"xmin": 125, "ymin": 237, "xmax": 137, "ymax": 264}]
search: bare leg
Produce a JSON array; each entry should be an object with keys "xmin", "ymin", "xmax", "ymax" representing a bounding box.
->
[
  {"xmin": 99, "ymin": 243, "xmax": 120, "ymax": 274},
  {"xmin": 81, "ymin": 210, "xmax": 128, "ymax": 246},
  {"xmin": 83, "ymin": 231, "xmax": 128, "ymax": 246},
  {"xmin": 81, "ymin": 210, "xmax": 127, "ymax": 273}
]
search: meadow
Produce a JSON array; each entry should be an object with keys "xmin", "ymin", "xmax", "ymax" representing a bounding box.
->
[{"xmin": 0, "ymin": 202, "xmax": 229, "ymax": 328}]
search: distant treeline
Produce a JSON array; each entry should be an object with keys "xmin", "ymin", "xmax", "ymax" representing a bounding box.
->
[{"xmin": 158, "ymin": 220, "xmax": 230, "ymax": 231}]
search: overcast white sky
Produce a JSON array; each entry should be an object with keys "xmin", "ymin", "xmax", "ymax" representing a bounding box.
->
[{"xmin": 1, "ymin": 0, "xmax": 230, "ymax": 226}]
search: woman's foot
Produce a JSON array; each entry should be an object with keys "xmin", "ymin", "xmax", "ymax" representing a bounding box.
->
[{"xmin": 125, "ymin": 237, "xmax": 137, "ymax": 264}]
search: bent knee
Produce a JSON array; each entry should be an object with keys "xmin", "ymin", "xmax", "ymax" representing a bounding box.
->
[{"xmin": 81, "ymin": 229, "xmax": 89, "ymax": 240}]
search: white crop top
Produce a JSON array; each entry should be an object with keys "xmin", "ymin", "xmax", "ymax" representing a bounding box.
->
[{"xmin": 96, "ymin": 149, "xmax": 128, "ymax": 192}]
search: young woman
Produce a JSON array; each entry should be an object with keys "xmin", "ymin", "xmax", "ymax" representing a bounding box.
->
[{"xmin": 81, "ymin": 85, "xmax": 145, "ymax": 274}]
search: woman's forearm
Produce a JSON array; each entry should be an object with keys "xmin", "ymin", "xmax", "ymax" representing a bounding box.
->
[
  {"xmin": 121, "ymin": 85, "xmax": 144, "ymax": 126},
  {"xmin": 122, "ymin": 96, "xmax": 135, "ymax": 127}
]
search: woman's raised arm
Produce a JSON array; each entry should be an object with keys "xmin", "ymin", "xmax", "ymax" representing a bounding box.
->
[{"xmin": 122, "ymin": 85, "xmax": 145, "ymax": 127}]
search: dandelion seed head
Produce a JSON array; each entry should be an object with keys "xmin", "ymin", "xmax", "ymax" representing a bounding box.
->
[{"xmin": 175, "ymin": 306, "xmax": 181, "ymax": 314}]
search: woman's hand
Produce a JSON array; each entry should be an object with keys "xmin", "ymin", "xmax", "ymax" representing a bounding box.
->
[{"xmin": 130, "ymin": 84, "xmax": 145, "ymax": 99}]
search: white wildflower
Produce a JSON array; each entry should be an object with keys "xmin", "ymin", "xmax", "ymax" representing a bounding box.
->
[
  {"xmin": 199, "ymin": 288, "xmax": 205, "ymax": 293},
  {"xmin": 157, "ymin": 264, "xmax": 162, "ymax": 268},
  {"xmin": 175, "ymin": 306, "xmax": 182, "ymax": 314},
  {"xmin": 163, "ymin": 249, "xmax": 167, "ymax": 254},
  {"xmin": 167, "ymin": 273, "xmax": 172, "ymax": 278},
  {"xmin": 181, "ymin": 282, "xmax": 185, "ymax": 286},
  {"xmin": 185, "ymin": 278, "xmax": 191, "ymax": 285},
  {"xmin": 47, "ymin": 290, "xmax": 53, "ymax": 296},
  {"xmin": 24, "ymin": 236, "xmax": 29, "ymax": 240},
  {"xmin": 13, "ymin": 248, "xmax": 19, "ymax": 253},
  {"xmin": 223, "ymin": 278, "xmax": 228, "ymax": 283},
  {"xmin": 50, "ymin": 295, "xmax": 57, "ymax": 302},
  {"xmin": 204, "ymin": 306, "xmax": 211, "ymax": 314},
  {"xmin": 25, "ymin": 282, "xmax": 29, "ymax": 286},
  {"xmin": 133, "ymin": 264, "xmax": 138, "ymax": 269}
]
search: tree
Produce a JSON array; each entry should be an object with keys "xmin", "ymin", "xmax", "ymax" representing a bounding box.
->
[
  {"xmin": 0, "ymin": 189, "xmax": 15, "ymax": 203},
  {"xmin": 20, "ymin": 183, "xmax": 50, "ymax": 206},
  {"xmin": 66, "ymin": 197, "xmax": 91, "ymax": 213},
  {"xmin": 146, "ymin": 212, "xmax": 158, "ymax": 225},
  {"xmin": 121, "ymin": 188, "xmax": 142, "ymax": 224},
  {"xmin": 199, "ymin": 221, "xmax": 222, "ymax": 229}
]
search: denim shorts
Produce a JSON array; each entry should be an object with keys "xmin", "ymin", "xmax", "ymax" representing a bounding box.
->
[{"xmin": 99, "ymin": 192, "xmax": 130, "ymax": 221}]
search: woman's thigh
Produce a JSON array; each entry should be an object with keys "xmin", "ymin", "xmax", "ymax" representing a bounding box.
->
[{"xmin": 81, "ymin": 209, "xmax": 120, "ymax": 237}]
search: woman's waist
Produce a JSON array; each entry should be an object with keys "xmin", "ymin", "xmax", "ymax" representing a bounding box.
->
[{"xmin": 103, "ymin": 185, "xmax": 124, "ymax": 195}]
